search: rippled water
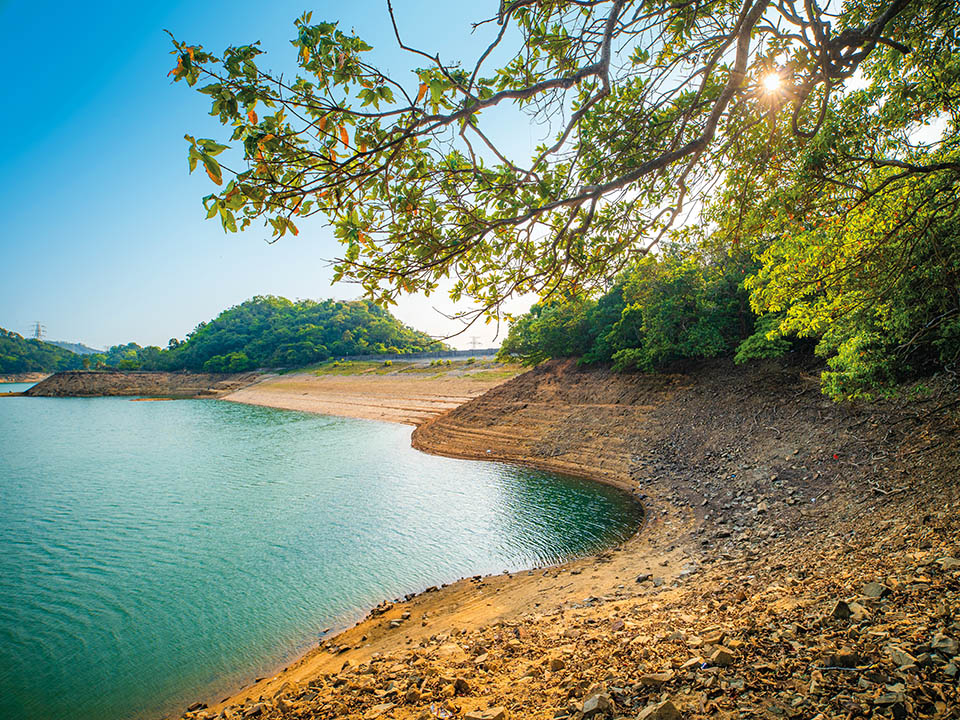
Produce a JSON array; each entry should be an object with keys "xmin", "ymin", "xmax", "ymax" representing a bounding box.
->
[{"xmin": 0, "ymin": 385, "xmax": 642, "ymax": 720}]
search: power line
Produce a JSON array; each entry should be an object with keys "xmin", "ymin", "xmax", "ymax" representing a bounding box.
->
[{"xmin": 31, "ymin": 321, "xmax": 46, "ymax": 341}]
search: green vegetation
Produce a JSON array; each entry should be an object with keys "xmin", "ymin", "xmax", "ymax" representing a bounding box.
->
[
  {"xmin": 2, "ymin": 297, "xmax": 442, "ymax": 375},
  {"xmin": 172, "ymin": 1, "xmax": 959, "ymax": 400},
  {"xmin": 498, "ymin": 247, "xmax": 795, "ymax": 372},
  {"xmin": 0, "ymin": 329, "xmax": 83, "ymax": 374},
  {"xmin": 153, "ymin": 296, "xmax": 440, "ymax": 371}
]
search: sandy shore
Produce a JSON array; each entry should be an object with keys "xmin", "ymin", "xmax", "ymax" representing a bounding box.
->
[{"xmin": 221, "ymin": 362, "xmax": 521, "ymax": 425}]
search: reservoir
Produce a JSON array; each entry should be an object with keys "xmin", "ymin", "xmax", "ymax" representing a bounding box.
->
[{"xmin": 0, "ymin": 386, "xmax": 642, "ymax": 720}]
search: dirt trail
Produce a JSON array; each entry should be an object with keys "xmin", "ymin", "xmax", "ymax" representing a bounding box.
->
[{"xmin": 186, "ymin": 359, "xmax": 959, "ymax": 720}]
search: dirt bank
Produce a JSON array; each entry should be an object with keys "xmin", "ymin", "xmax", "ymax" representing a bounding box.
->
[
  {"xmin": 222, "ymin": 361, "xmax": 521, "ymax": 425},
  {"xmin": 186, "ymin": 358, "xmax": 959, "ymax": 720},
  {"xmin": 25, "ymin": 370, "xmax": 261, "ymax": 398}
]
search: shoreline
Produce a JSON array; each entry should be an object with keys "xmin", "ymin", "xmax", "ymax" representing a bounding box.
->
[
  {"xmin": 183, "ymin": 358, "xmax": 959, "ymax": 720},
  {"xmin": 196, "ymin": 365, "xmax": 679, "ymax": 718}
]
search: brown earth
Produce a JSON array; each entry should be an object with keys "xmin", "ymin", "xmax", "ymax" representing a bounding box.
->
[
  {"xmin": 25, "ymin": 370, "xmax": 261, "ymax": 398},
  {"xmin": 183, "ymin": 358, "xmax": 959, "ymax": 720}
]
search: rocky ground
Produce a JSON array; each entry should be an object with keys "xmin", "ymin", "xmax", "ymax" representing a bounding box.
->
[{"xmin": 181, "ymin": 358, "xmax": 959, "ymax": 720}]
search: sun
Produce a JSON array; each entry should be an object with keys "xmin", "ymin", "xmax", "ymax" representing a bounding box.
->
[{"xmin": 761, "ymin": 72, "xmax": 783, "ymax": 93}]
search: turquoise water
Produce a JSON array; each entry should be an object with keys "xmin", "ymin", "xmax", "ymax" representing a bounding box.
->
[{"xmin": 0, "ymin": 387, "xmax": 642, "ymax": 720}]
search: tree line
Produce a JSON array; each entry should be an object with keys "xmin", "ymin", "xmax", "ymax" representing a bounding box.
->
[{"xmin": 1, "ymin": 297, "xmax": 442, "ymax": 374}]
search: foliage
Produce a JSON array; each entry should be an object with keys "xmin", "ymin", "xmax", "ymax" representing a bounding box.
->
[
  {"xmin": 0, "ymin": 328, "xmax": 83, "ymax": 374},
  {"xmin": 154, "ymin": 296, "xmax": 440, "ymax": 371},
  {"xmin": 171, "ymin": 1, "xmax": 960, "ymax": 399},
  {"xmin": 499, "ymin": 248, "xmax": 761, "ymax": 370}
]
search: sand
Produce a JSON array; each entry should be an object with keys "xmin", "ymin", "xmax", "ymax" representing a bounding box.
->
[{"xmin": 221, "ymin": 363, "xmax": 520, "ymax": 425}]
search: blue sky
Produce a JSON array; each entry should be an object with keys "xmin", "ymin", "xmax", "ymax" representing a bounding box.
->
[{"xmin": 0, "ymin": 1, "xmax": 534, "ymax": 349}]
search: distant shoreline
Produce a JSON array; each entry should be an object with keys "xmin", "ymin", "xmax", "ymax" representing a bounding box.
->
[{"xmin": 0, "ymin": 372, "xmax": 49, "ymax": 384}]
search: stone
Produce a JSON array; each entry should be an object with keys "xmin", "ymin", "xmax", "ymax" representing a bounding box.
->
[
  {"xmin": 405, "ymin": 687, "xmax": 421, "ymax": 703},
  {"xmin": 873, "ymin": 692, "xmax": 905, "ymax": 706},
  {"xmin": 186, "ymin": 702, "xmax": 207, "ymax": 712},
  {"xmin": 242, "ymin": 705, "xmax": 265, "ymax": 718},
  {"xmin": 824, "ymin": 647, "xmax": 860, "ymax": 668},
  {"xmin": 547, "ymin": 656, "xmax": 565, "ymax": 672},
  {"xmin": 580, "ymin": 691, "xmax": 615, "ymax": 718},
  {"xmin": 637, "ymin": 699, "xmax": 681, "ymax": 720},
  {"xmin": 886, "ymin": 645, "xmax": 917, "ymax": 669},
  {"xmin": 464, "ymin": 708, "xmax": 507, "ymax": 720},
  {"xmin": 454, "ymin": 677, "xmax": 471, "ymax": 694},
  {"xmin": 931, "ymin": 634, "xmax": 959, "ymax": 656},
  {"xmin": 936, "ymin": 557, "xmax": 960, "ymax": 571},
  {"xmin": 862, "ymin": 582, "xmax": 890, "ymax": 598},
  {"xmin": 709, "ymin": 646, "xmax": 736, "ymax": 666},
  {"xmin": 364, "ymin": 703, "xmax": 396, "ymax": 719},
  {"xmin": 639, "ymin": 670, "xmax": 675, "ymax": 685},
  {"xmin": 636, "ymin": 573, "xmax": 652, "ymax": 583},
  {"xmin": 830, "ymin": 600, "xmax": 852, "ymax": 619}
]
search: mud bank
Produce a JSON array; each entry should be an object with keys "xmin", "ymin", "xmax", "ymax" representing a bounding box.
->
[
  {"xmin": 188, "ymin": 358, "xmax": 959, "ymax": 720},
  {"xmin": 25, "ymin": 370, "xmax": 261, "ymax": 398}
]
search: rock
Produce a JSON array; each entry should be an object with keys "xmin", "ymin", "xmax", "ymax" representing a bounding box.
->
[
  {"xmin": 440, "ymin": 684, "xmax": 456, "ymax": 698},
  {"xmin": 862, "ymin": 581, "xmax": 890, "ymax": 598},
  {"xmin": 873, "ymin": 692, "xmax": 905, "ymax": 706},
  {"xmin": 639, "ymin": 670, "xmax": 675, "ymax": 685},
  {"xmin": 886, "ymin": 645, "xmax": 917, "ymax": 668},
  {"xmin": 824, "ymin": 647, "xmax": 859, "ymax": 668},
  {"xmin": 464, "ymin": 708, "xmax": 507, "ymax": 720},
  {"xmin": 702, "ymin": 628, "xmax": 724, "ymax": 645},
  {"xmin": 389, "ymin": 619, "xmax": 403, "ymax": 629},
  {"xmin": 637, "ymin": 699, "xmax": 681, "ymax": 720},
  {"xmin": 405, "ymin": 687, "xmax": 421, "ymax": 703},
  {"xmin": 186, "ymin": 702, "xmax": 207, "ymax": 712},
  {"xmin": 454, "ymin": 677, "xmax": 471, "ymax": 694},
  {"xmin": 580, "ymin": 691, "xmax": 615, "ymax": 718},
  {"xmin": 636, "ymin": 573, "xmax": 652, "ymax": 583},
  {"xmin": 547, "ymin": 656, "xmax": 565, "ymax": 671},
  {"xmin": 242, "ymin": 705, "xmax": 264, "ymax": 718},
  {"xmin": 830, "ymin": 600, "xmax": 852, "ymax": 619},
  {"xmin": 936, "ymin": 557, "xmax": 960, "ymax": 571},
  {"xmin": 365, "ymin": 703, "xmax": 396, "ymax": 719},
  {"xmin": 931, "ymin": 634, "xmax": 959, "ymax": 656},
  {"xmin": 709, "ymin": 646, "xmax": 736, "ymax": 667}
]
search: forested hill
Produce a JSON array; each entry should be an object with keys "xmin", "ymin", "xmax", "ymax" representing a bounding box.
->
[
  {"xmin": 152, "ymin": 296, "xmax": 441, "ymax": 372},
  {"xmin": 2, "ymin": 297, "xmax": 442, "ymax": 375},
  {"xmin": 0, "ymin": 329, "xmax": 83, "ymax": 374}
]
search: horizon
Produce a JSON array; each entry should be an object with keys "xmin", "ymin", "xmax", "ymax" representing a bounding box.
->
[{"xmin": 0, "ymin": 1, "xmax": 534, "ymax": 350}]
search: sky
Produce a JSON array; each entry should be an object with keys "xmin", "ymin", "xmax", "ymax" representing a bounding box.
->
[{"xmin": 0, "ymin": 0, "xmax": 537, "ymax": 350}]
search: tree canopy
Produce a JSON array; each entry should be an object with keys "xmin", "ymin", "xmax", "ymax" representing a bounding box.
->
[
  {"xmin": 171, "ymin": 0, "xmax": 959, "ymax": 398},
  {"xmin": 154, "ymin": 296, "xmax": 440, "ymax": 371},
  {"xmin": 1, "ymin": 298, "xmax": 440, "ymax": 375},
  {"xmin": 0, "ymin": 329, "xmax": 84, "ymax": 374}
]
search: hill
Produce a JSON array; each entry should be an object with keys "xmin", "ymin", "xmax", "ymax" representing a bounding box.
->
[
  {"xmin": 48, "ymin": 340, "xmax": 102, "ymax": 355},
  {"xmin": 0, "ymin": 328, "xmax": 83, "ymax": 374},
  {"xmin": 153, "ymin": 296, "xmax": 444, "ymax": 372}
]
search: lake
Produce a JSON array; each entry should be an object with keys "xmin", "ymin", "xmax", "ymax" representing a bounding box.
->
[{"xmin": 0, "ymin": 385, "xmax": 641, "ymax": 720}]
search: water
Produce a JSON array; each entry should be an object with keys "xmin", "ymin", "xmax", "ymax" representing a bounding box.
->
[{"xmin": 0, "ymin": 386, "xmax": 642, "ymax": 720}]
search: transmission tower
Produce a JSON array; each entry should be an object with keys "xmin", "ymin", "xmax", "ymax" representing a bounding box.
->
[
  {"xmin": 31, "ymin": 321, "xmax": 46, "ymax": 341},
  {"xmin": 469, "ymin": 335, "xmax": 481, "ymax": 350}
]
